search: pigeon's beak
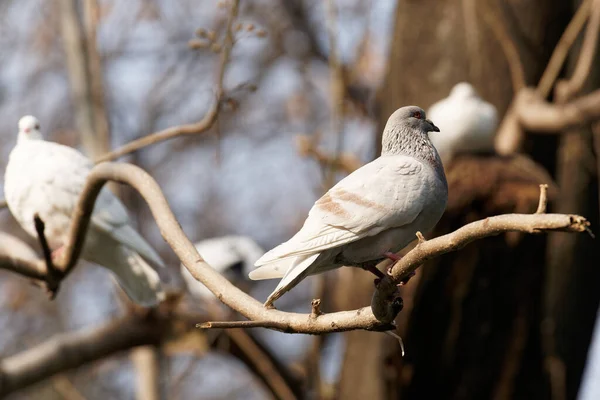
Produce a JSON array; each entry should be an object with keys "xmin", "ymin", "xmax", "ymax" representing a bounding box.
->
[{"xmin": 426, "ymin": 119, "xmax": 440, "ymax": 132}]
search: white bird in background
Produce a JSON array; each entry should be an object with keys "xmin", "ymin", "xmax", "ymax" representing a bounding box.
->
[
  {"xmin": 249, "ymin": 106, "xmax": 448, "ymax": 307},
  {"xmin": 181, "ymin": 235, "xmax": 264, "ymax": 300},
  {"xmin": 427, "ymin": 82, "xmax": 498, "ymax": 165},
  {"xmin": 4, "ymin": 115, "xmax": 166, "ymax": 306}
]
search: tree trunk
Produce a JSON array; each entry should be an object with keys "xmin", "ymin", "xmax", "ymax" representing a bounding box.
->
[{"xmin": 374, "ymin": 1, "xmax": 572, "ymax": 399}]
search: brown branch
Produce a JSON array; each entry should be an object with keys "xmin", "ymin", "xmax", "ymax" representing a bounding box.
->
[
  {"xmin": 94, "ymin": 0, "xmax": 239, "ymax": 163},
  {"xmin": 558, "ymin": 0, "xmax": 600, "ymax": 99},
  {"xmin": 537, "ymin": 0, "xmax": 592, "ymax": 97},
  {"xmin": 514, "ymin": 87, "xmax": 600, "ymax": 132},
  {"xmin": 0, "ymin": 161, "xmax": 590, "ymax": 332},
  {"xmin": 536, "ymin": 184, "xmax": 549, "ymax": 214},
  {"xmin": 376, "ymin": 212, "xmax": 589, "ymax": 321},
  {"xmin": 0, "ymin": 312, "xmax": 168, "ymax": 397},
  {"xmin": 495, "ymin": 0, "xmax": 598, "ymax": 154},
  {"xmin": 33, "ymin": 215, "xmax": 62, "ymax": 297}
]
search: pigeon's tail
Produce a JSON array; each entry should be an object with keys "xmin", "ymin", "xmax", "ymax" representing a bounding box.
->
[
  {"xmin": 104, "ymin": 245, "xmax": 166, "ymax": 307},
  {"xmin": 250, "ymin": 253, "xmax": 320, "ymax": 307}
]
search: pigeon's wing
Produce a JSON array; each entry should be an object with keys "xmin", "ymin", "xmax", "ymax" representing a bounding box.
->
[
  {"xmin": 33, "ymin": 142, "xmax": 164, "ymax": 268},
  {"xmin": 255, "ymin": 156, "xmax": 427, "ymax": 266},
  {"xmin": 90, "ymin": 190, "xmax": 165, "ymax": 268}
]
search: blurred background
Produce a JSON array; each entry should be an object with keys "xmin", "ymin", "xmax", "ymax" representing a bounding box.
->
[{"xmin": 0, "ymin": 0, "xmax": 599, "ymax": 399}]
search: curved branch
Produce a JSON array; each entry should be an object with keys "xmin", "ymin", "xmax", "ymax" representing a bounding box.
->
[
  {"xmin": 537, "ymin": 0, "xmax": 592, "ymax": 97},
  {"xmin": 0, "ymin": 161, "xmax": 590, "ymax": 331},
  {"xmin": 94, "ymin": 0, "xmax": 239, "ymax": 163},
  {"xmin": 515, "ymin": 88, "xmax": 600, "ymax": 132}
]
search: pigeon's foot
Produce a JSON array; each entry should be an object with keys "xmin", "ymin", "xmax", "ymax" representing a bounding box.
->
[
  {"xmin": 383, "ymin": 251, "xmax": 402, "ymax": 262},
  {"xmin": 362, "ymin": 264, "xmax": 386, "ymax": 279}
]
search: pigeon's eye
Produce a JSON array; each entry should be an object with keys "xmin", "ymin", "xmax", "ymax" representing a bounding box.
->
[
  {"xmin": 413, "ymin": 111, "xmax": 422, "ymax": 119},
  {"xmin": 34, "ymin": 124, "xmax": 40, "ymax": 130}
]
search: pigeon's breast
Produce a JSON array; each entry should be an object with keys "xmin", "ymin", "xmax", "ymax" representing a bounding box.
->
[{"xmin": 5, "ymin": 143, "xmax": 75, "ymax": 247}]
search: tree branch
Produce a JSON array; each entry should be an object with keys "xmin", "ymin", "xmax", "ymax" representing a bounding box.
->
[
  {"xmin": 94, "ymin": 0, "xmax": 239, "ymax": 163},
  {"xmin": 0, "ymin": 312, "xmax": 168, "ymax": 397},
  {"xmin": 537, "ymin": 0, "xmax": 592, "ymax": 97},
  {"xmin": 0, "ymin": 162, "xmax": 590, "ymax": 331},
  {"xmin": 513, "ymin": 87, "xmax": 600, "ymax": 132}
]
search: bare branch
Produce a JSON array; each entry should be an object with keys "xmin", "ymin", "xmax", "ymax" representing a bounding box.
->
[
  {"xmin": 375, "ymin": 213, "xmax": 589, "ymax": 321},
  {"xmin": 537, "ymin": 0, "xmax": 592, "ymax": 97},
  {"xmin": 94, "ymin": 0, "xmax": 239, "ymax": 163},
  {"xmin": 0, "ymin": 158, "xmax": 590, "ymax": 334},
  {"xmin": 560, "ymin": 0, "xmax": 600, "ymax": 98},
  {"xmin": 514, "ymin": 88, "xmax": 600, "ymax": 132},
  {"xmin": 0, "ymin": 312, "xmax": 168, "ymax": 397},
  {"xmin": 536, "ymin": 184, "xmax": 549, "ymax": 214}
]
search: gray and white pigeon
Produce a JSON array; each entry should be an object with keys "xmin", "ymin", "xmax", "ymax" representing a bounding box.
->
[
  {"xmin": 4, "ymin": 115, "xmax": 166, "ymax": 306},
  {"xmin": 427, "ymin": 82, "xmax": 498, "ymax": 165},
  {"xmin": 181, "ymin": 235, "xmax": 264, "ymax": 300},
  {"xmin": 249, "ymin": 106, "xmax": 448, "ymax": 307}
]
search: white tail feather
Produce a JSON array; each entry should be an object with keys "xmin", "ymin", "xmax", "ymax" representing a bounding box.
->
[{"xmin": 264, "ymin": 253, "xmax": 320, "ymax": 306}]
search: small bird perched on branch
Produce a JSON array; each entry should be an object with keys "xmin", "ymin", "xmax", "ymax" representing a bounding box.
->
[
  {"xmin": 249, "ymin": 106, "xmax": 448, "ymax": 307},
  {"xmin": 427, "ymin": 82, "xmax": 498, "ymax": 165},
  {"xmin": 181, "ymin": 235, "xmax": 264, "ymax": 300},
  {"xmin": 4, "ymin": 115, "xmax": 166, "ymax": 306}
]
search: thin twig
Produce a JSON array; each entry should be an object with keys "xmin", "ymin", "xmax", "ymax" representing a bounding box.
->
[
  {"xmin": 33, "ymin": 214, "xmax": 62, "ymax": 297},
  {"xmin": 536, "ymin": 184, "xmax": 549, "ymax": 214},
  {"xmin": 94, "ymin": 0, "xmax": 239, "ymax": 163},
  {"xmin": 197, "ymin": 320, "xmax": 288, "ymax": 329}
]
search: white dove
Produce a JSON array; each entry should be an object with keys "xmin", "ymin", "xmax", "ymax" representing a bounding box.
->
[
  {"xmin": 427, "ymin": 82, "xmax": 498, "ymax": 165},
  {"xmin": 181, "ymin": 235, "xmax": 264, "ymax": 300},
  {"xmin": 249, "ymin": 106, "xmax": 448, "ymax": 307},
  {"xmin": 4, "ymin": 115, "xmax": 166, "ymax": 306}
]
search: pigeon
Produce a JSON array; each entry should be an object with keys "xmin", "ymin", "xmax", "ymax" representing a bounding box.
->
[
  {"xmin": 249, "ymin": 106, "xmax": 448, "ymax": 307},
  {"xmin": 4, "ymin": 115, "xmax": 166, "ymax": 306},
  {"xmin": 181, "ymin": 235, "xmax": 264, "ymax": 300},
  {"xmin": 427, "ymin": 82, "xmax": 498, "ymax": 165}
]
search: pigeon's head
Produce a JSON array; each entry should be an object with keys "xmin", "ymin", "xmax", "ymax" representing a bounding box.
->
[
  {"xmin": 450, "ymin": 82, "xmax": 477, "ymax": 99},
  {"xmin": 17, "ymin": 115, "xmax": 42, "ymax": 141},
  {"xmin": 386, "ymin": 105, "xmax": 439, "ymax": 135},
  {"xmin": 382, "ymin": 106, "xmax": 441, "ymax": 157}
]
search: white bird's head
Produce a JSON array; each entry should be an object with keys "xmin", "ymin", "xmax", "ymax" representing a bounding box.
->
[
  {"xmin": 450, "ymin": 82, "xmax": 478, "ymax": 99},
  {"xmin": 17, "ymin": 115, "xmax": 43, "ymax": 142}
]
